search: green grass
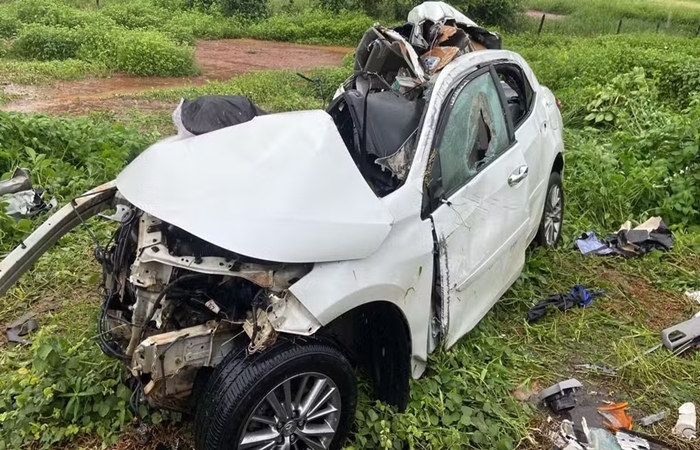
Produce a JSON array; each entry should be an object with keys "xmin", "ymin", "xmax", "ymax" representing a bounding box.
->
[{"xmin": 522, "ymin": 0, "xmax": 700, "ymax": 36}]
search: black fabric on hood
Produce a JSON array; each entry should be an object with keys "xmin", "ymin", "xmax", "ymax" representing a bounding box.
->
[{"xmin": 180, "ymin": 95, "xmax": 267, "ymax": 135}]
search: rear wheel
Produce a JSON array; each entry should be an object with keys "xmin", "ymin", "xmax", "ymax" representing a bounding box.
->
[
  {"xmin": 535, "ymin": 171, "xmax": 564, "ymax": 248},
  {"xmin": 195, "ymin": 339, "xmax": 357, "ymax": 450}
]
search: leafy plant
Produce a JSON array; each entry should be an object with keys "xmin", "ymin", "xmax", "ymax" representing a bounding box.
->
[
  {"xmin": 220, "ymin": 0, "xmax": 269, "ymax": 19},
  {"xmin": 112, "ymin": 30, "xmax": 197, "ymax": 76},
  {"xmin": 10, "ymin": 24, "xmax": 83, "ymax": 61},
  {"xmin": 0, "ymin": 327, "xmax": 131, "ymax": 449}
]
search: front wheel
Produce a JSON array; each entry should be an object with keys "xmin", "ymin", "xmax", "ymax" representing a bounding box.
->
[
  {"xmin": 535, "ymin": 171, "xmax": 564, "ymax": 248},
  {"xmin": 195, "ymin": 339, "xmax": 357, "ymax": 450}
]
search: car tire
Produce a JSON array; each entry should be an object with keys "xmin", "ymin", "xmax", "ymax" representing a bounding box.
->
[
  {"xmin": 194, "ymin": 339, "xmax": 357, "ymax": 450},
  {"xmin": 535, "ymin": 171, "xmax": 564, "ymax": 248}
]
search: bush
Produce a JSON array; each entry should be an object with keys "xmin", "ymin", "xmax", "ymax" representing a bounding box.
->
[
  {"xmin": 453, "ymin": 0, "xmax": 522, "ymax": 28},
  {"xmin": 112, "ymin": 30, "xmax": 197, "ymax": 76},
  {"xmin": 0, "ymin": 10, "xmax": 20, "ymax": 38},
  {"xmin": 101, "ymin": 1, "xmax": 170, "ymax": 29},
  {"xmin": 249, "ymin": 9, "xmax": 373, "ymax": 45},
  {"xmin": 0, "ymin": 329, "xmax": 131, "ymax": 449},
  {"xmin": 11, "ymin": 25, "xmax": 83, "ymax": 61},
  {"xmin": 220, "ymin": 0, "xmax": 268, "ymax": 18},
  {"xmin": 169, "ymin": 11, "xmax": 243, "ymax": 39},
  {"xmin": 12, "ymin": 0, "xmax": 99, "ymax": 28}
]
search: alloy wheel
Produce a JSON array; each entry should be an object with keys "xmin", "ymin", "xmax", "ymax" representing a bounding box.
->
[
  {"xmin": 239, "ymin": 372, "xmax": 342, "ymax": 450},
  {"xmin": 543, "ymin": 183, "xmax": 562, "ymax": 247}
]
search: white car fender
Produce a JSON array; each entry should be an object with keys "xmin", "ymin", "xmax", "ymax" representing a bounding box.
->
[{"xmin": 289, "ymin": 189, "xmax": 435, "ymax": 379}]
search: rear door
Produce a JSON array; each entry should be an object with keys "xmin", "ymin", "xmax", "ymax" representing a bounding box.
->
[
  {"xmin": 494, "ymin": 62, "xmax": 545, "ymax": 239},
  {"xmin": 427, "ymin": 65, "xmax": 531, "ymax": 348}
]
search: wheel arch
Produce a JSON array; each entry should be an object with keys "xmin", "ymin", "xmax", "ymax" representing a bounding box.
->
[
  {"xmin": 319, "ymin": 300, "xmax": 412, "ymax": 410},
  {"xmin": 552, "ymin": 152, "xmax": 564, "ymax": 175}
]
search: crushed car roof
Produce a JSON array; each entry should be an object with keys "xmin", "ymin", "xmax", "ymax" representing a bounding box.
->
[{"xmin": 116, "ymin": 110, "xmax": 394, "ymax": 263}]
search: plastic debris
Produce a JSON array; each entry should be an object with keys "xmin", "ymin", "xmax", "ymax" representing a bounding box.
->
[
  {"xmin": 586, "ymin": 428, "xmax": 623, "ymax": 450},
  {"xmin": 539, "ymin": 379, "xmax": 582, "ymax": 413},
  {"xmin": 686, "ymin": 290, "xmax": 700, "ymax": 305},
  {"xmin": 573, "ymin": 364, "xmax": 618, "ymax": 377},
  {"xmin": 576, "ymin": 217, "xmax": 674, "ymax": 258},
  {"xmin": 598, "ymin": 402, "xmax": 633, "ymax": 431},
  {"xmin": 639, "ymin": 411, "xmax": 666, "ymax": 427},
  {"xmin": 673, "ymin": 402, "xmax": 696, "ymax": 440},
  {"xmin": 575, "ymin": 231, "xmax": 613, "ymax": 255},
  {"xmin": 0, "ymin": 168, "xmax": 57, "ymax": 220},
  {"xmin": 616, "ymin": 432, "xmax": 649, "ymax": 450},
  {"xmin": 0, "ymin": 168, "xmax": 32, "ymax": 196},
  {"xmin": 6, "ymin": 312, "xmax": 39, "ymax": 345}
]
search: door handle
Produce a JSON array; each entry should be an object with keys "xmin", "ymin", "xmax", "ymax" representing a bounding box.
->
[{"xmin": 508, "ymin": 165, "xmax": 529, "ymax": 187}]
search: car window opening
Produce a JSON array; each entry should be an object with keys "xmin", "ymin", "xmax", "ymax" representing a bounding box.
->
[{"xmin": 496, "ymin": 64, "xmax": 533, "ymax": 128}]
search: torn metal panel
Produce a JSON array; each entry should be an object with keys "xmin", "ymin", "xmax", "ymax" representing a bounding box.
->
[
  {"xmin": 266, "ymin": 291, "xmax": 322, "ymax": 336},
  {"xmin": 6, "ymin": 312, "xmax": 38, "ymax": 345},
  {"xmin": 0, "ymin": 181, "xmax": 117, "ymax": 297},
  {"xmin": 406, "ymin": 1, "xmax": 477, "ymax": 49},
  {"xmin": 420, "ymin": 46, "xmax": 459, "ymax": 75},
  {"xmin": 0, "ymin": 168, "xmax": 32, "ymax": 196},
  {"xmin": 135, "ymin": 214, "xmax": 275, "ymax": 288},
  {"xmin": 132, "ymin": 321, "xmax": 238, "ymax": 380}
]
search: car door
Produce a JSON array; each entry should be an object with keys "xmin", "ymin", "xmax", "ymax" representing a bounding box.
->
[
  {"xmin": 426, "ymin": 65, "xmax": 531, "ymax": 348},
  {"xmin": 493, "ymin": 62, "xmax": 545, "ymax": 236}
]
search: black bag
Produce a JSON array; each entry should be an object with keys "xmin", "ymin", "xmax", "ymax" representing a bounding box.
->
[{"xmin": 180, "ymin": 95, "xmax": 267, "ymax": 135}]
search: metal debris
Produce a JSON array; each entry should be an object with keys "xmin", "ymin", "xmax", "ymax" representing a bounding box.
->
[
  {"xmin": 639, "ymin": 411, "xmax": 666, "ymax": 427},
  {"xmin": 6, "ymin": 312, "xmax": 39, "ymax": 345}
]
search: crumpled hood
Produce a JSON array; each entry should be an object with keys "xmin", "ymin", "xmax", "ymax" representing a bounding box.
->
[{"xmin": 117, "ymin": 110, "xmax": 394, "ymax": 263}]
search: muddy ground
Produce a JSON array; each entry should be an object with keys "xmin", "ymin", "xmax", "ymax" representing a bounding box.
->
[{"xmin": 1, "ymin": 39, "xmax": 351, "ymax": 115}]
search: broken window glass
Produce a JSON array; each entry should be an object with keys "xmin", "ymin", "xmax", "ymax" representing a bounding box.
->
[{"xmin": 437, "ymin": 71, "xmax": 509, "ymax": 195}]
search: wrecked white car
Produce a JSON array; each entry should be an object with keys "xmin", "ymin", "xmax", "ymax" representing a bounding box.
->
[{"xmin": 0, "ymin": 3, "xmax": 564, "ymax": 450}]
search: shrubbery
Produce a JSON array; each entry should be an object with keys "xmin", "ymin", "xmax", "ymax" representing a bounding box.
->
[
  {"xmin": 11, "ymin": 24, "xmax": 83, "ymax": 61},
  {"xmin": 9, "ymin": 24, "xmax": 198, "ymax": 76},
  {"xmin": 249, "ymin": 9, "xmax": 374, "ymax": 45},
  {"xmin": 452, "ymin": 0, "xmax": 522, "ymax": 28},
  {"xmin": 220, "ymin": 0, "xmax": 268, "ymax": 18},
  {"xmin": 0, "ymin": 329, "xmax": 131, "ymax": 449},
  {"xmin": 112, "ymin": 30, "xmax": 198, "ymax": 76},
  {"xmin": 0, "ymin": 8, "xmax": 20, "ymax": 38},
  {"xmin": 102, "ymin": 1, "xmax": 170, "ymax": 29}
]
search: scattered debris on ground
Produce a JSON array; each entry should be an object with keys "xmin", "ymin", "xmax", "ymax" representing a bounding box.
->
[
  {"xmin": 5, "ymin": 311, "xmax": 38, "ymax": 345},
  {"xmin": 0, "ymin": 168, "xmax": 56, "ymax": 220},
  {"xmin": 527, "ymin": 285, "xmax": 605, "ymax": 323},
  {"xmin": 575, "ymin": 217, "xmax": 673, "ymax": 258},
  {"xmin": 673, "ymin": 403, "xmax": 696, "ymax": 441}
]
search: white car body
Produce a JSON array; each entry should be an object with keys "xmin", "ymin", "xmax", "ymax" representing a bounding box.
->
[{"xmin": 119, "ymin": 49, "xmax": 563, "ymax": 377}]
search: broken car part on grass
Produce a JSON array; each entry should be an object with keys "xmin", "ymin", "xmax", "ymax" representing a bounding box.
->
[
  {"xmin": 0, "ymin": 3, "xmax": 566, "ymax": 449},
  {"xmin": 0, "ymin": 168, "xmax": 56, "ymax": 221},
  {"xmin": 576, "ymin": 314, "xmax": 700, "ymax": 379},
  {"xmin": 5, "ymin": 311, "xmax": 38, "ymax": 345},
  {"xmin": 544, "ymin": 384, "xmax": 676, "ymax": 450},
  {"xmin": 575, "ymin": 217, "xmax": 674, "ymax": 257}
]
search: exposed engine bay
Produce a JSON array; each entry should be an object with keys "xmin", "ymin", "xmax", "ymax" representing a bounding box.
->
[{"xmin": 96, "ymin": 202, "xmax": 312, "ymax": 410}]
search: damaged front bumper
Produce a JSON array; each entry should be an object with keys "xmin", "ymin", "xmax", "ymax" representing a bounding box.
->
[{"xmin": 0, "ymin": 183, "xmax": 322, "ymax": 411}]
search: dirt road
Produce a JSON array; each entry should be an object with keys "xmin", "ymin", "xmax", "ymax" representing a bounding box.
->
[{"xmin": 2, "ymin": 39, "xmax": 351, "ymax": 114}]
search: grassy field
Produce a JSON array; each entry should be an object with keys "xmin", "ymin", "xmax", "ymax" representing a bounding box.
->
[
  {"xmin": 1, "ymin": 0, "xmax": 700, "ymax": 449},
  {"xmin": 521, "ymin": 0, "xmax": 700, "ymax": 35}
]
